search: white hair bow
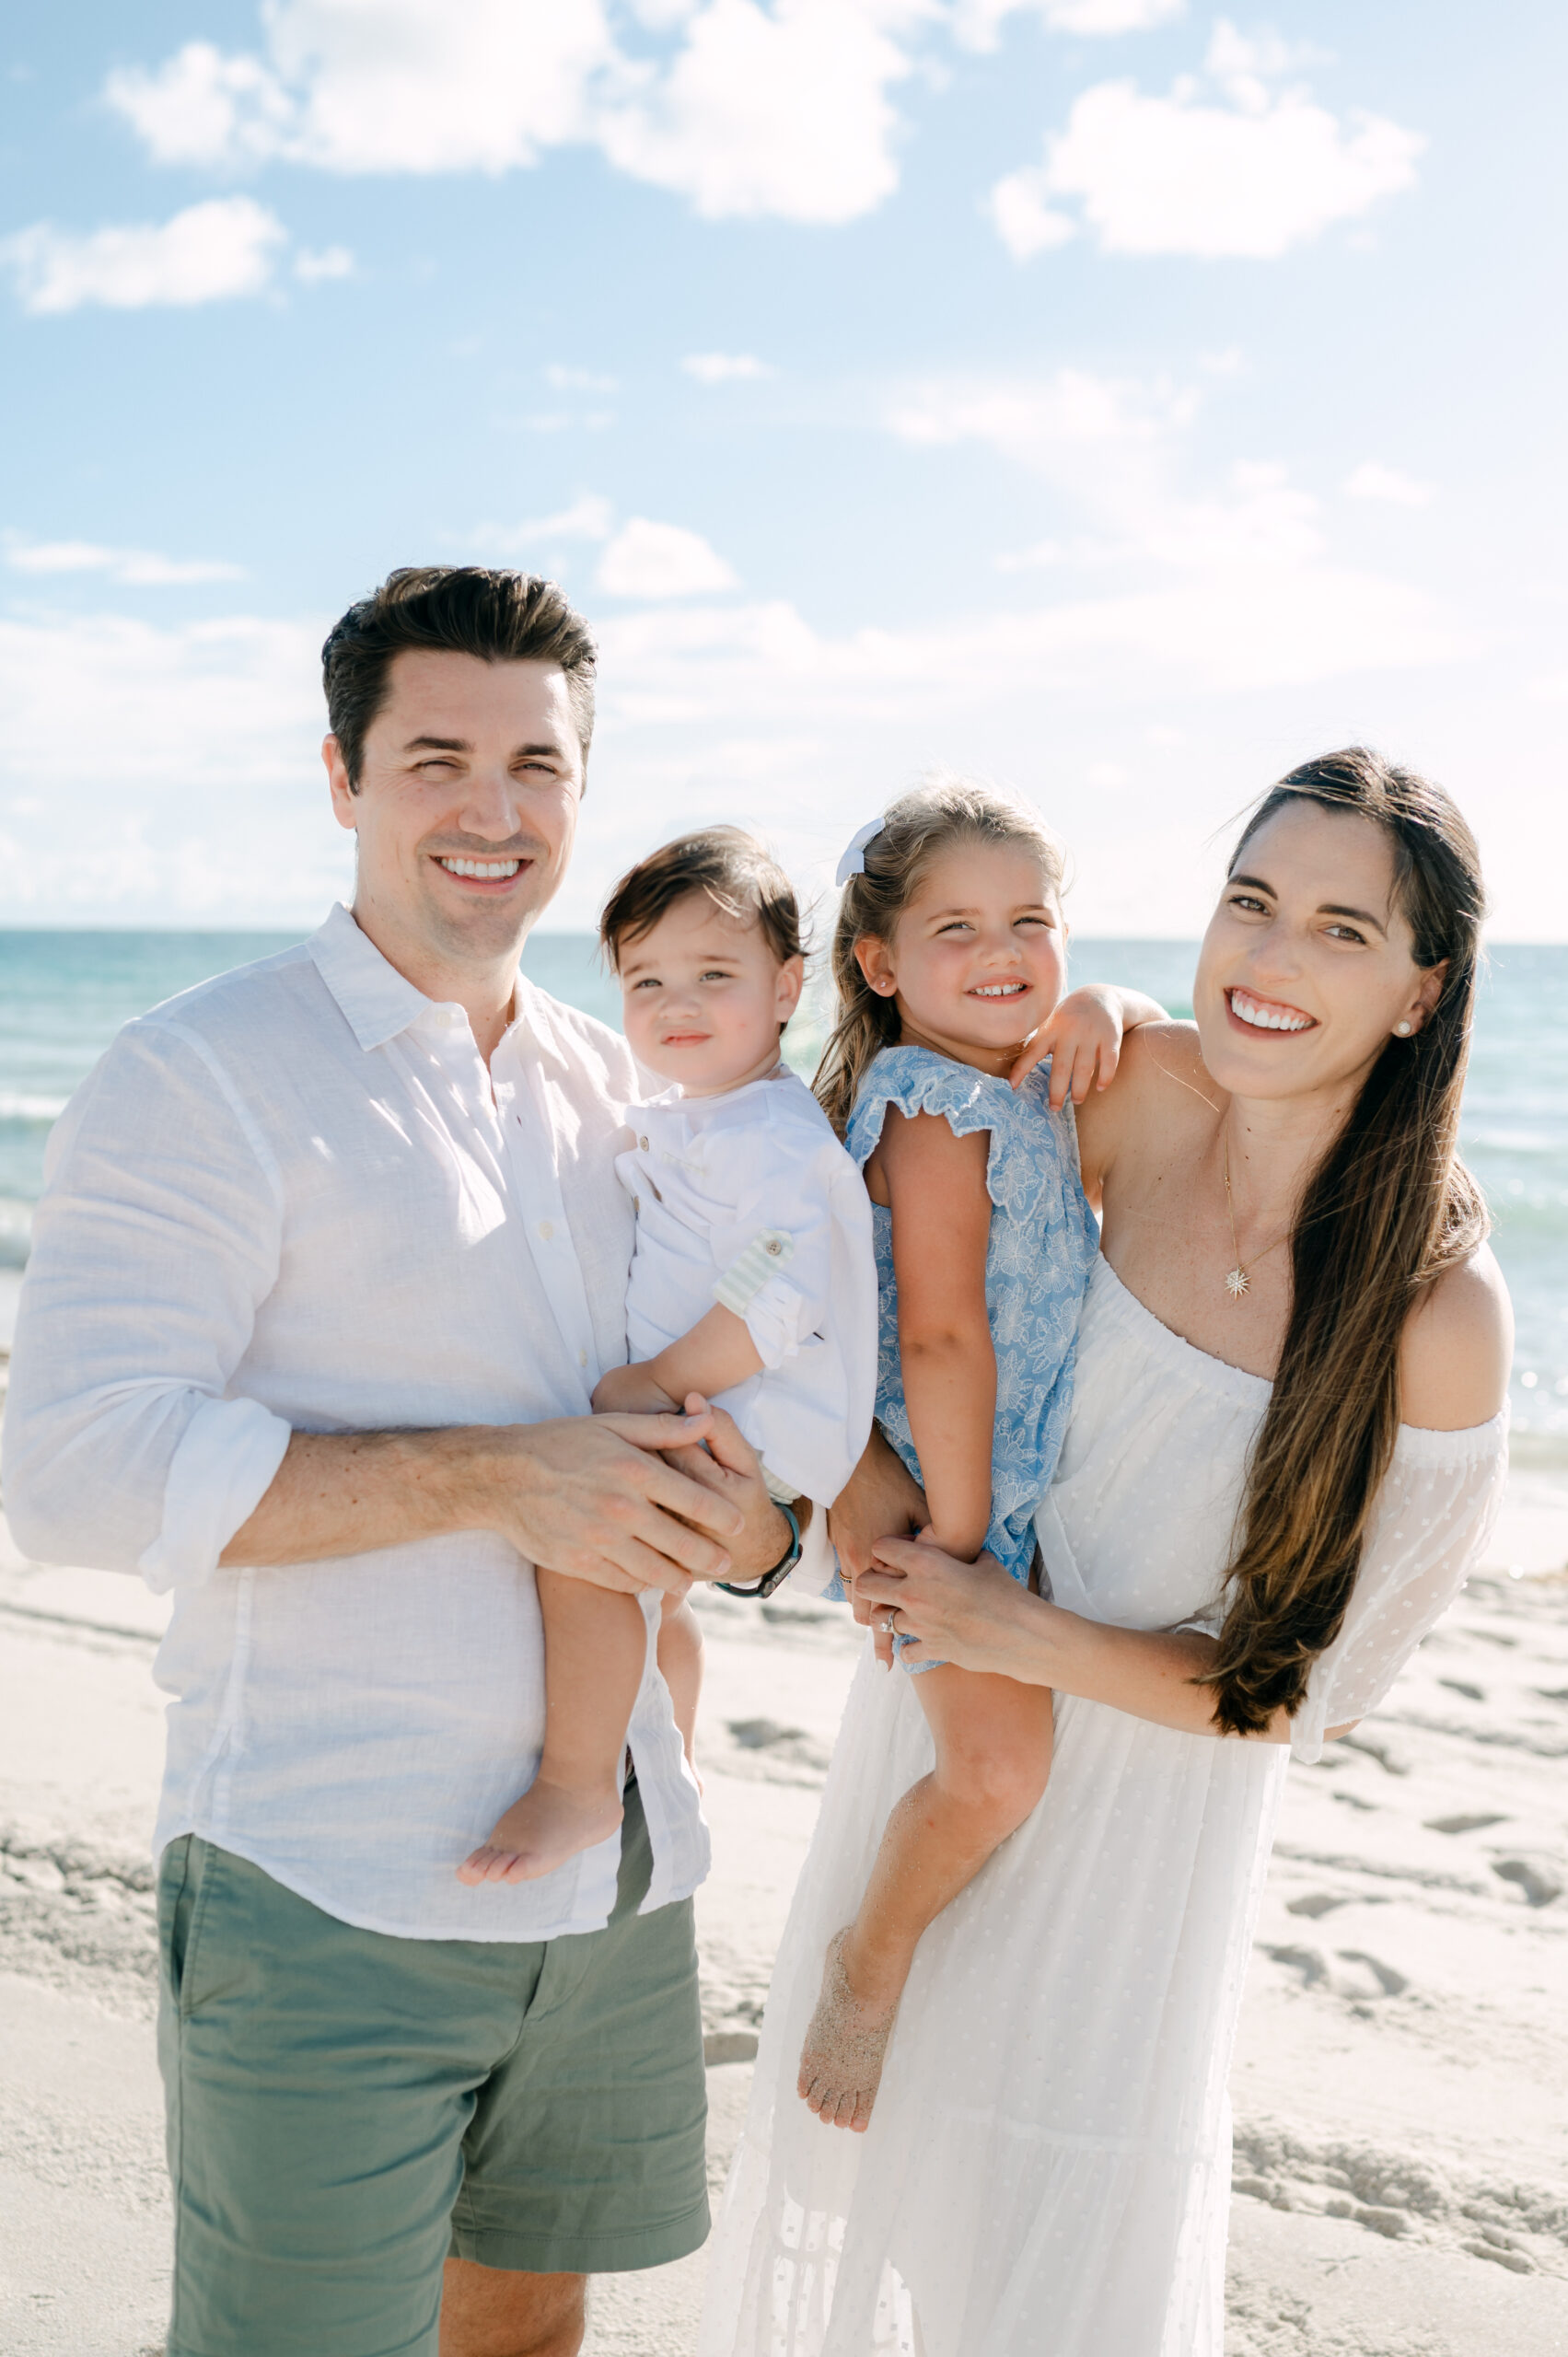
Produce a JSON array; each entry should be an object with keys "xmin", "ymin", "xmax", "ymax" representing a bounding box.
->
[{"xmin": 835, "ymin": 818, "xmax": 885, "ymax": 887}]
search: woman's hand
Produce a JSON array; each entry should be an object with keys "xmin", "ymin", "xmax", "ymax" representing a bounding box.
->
[{"xmin": 857, "ymin": 1533, "xmax": 1049, "ymax": 1681}]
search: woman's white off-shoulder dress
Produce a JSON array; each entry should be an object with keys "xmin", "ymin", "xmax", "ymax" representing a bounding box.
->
[{"xmin": 700, "ymin": 1257, "xmax": 1506, "ymax": 2357}]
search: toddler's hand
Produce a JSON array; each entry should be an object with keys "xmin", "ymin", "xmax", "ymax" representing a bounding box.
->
[
  {"xmin": 591, "ymin": 1363, "xmax": 680, "ymax": 1416},
  {"xmin": 1010, "ymin": 983, "xmax": 1123, "ymax": 1108}
]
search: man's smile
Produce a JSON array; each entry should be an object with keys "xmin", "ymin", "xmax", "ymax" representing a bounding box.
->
[{"xmin": 431, "ymin": 853, "xmax": 532, "ymax": 889}]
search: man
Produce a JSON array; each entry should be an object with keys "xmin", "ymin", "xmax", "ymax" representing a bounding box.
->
[{"xmin": 3, "ymin": 567, "xmax": 799, "ymax": 2357}]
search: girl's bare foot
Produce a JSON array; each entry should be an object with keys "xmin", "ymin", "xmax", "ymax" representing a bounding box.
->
[
  {"xmin": 458, "ymin": 1779, "xmax": 623, "ymax": 1885},
  {"xmin": 796, "ymin": 1928, "xmax": 901, "ymax": 2132}
]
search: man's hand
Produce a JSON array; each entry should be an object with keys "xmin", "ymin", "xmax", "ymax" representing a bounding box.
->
[
  {"xmin": 475, "ymin": 1410, "xmax": 744, "ymax": 1596},
  {"xmin": 221, "ymin": 1410, "xmax": 744, "ymax": 1596},
  {"xmin": 591, "ymin": 1362, "xmax": 679, "ymax": 1416},
  {"xmin": 827, "ymin": 1429, "xmax": 926, "ymax": 1660},
  {"xmin": 660, "ymin": 1393, "xmax": 794, "ymax": 1585}
]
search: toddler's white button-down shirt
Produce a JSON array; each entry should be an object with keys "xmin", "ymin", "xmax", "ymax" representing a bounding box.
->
[
  {"xmin": 617, "ymin": 1072, "xmax": 877, "ymax": 1506},
  {"xmin": 2, "ymin": 905, "xmax": 709, "ymax": 1940}
]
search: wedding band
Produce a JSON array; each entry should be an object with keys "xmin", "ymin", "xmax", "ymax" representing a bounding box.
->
[{"xmin": 879, "ymin": 1614, "xmax": 898, "ymax": 1633}]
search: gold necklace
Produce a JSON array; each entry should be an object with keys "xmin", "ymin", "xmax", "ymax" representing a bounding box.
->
[{"xmin": 1222, "ymin": 1146, "xmax": 1291, "ymax": 1301}]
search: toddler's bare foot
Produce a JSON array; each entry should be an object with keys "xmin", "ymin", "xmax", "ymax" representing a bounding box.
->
[
  {"xmin": 796, "ymin": 1928, "xmax": 901, "ymax": 2133},
  {"xmin": 458, "ymin": 1779, "xmax": 623, "ymax": 1885}
]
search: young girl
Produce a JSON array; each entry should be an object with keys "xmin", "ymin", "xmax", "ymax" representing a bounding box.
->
[
  {"xmin": 798, "ymin": 777, "xmax": 1163, "ymax": 2130},
  {"xmin": 459, "ymin": 827, "xmax": 880, "ymax": 1886}
]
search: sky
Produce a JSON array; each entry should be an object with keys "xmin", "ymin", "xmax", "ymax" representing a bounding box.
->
[{"xmin": 1, "ymin": 0, "xmax": 1564, "ymax": 937}]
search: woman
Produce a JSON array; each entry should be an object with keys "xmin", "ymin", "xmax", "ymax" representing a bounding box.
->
[{"xmin": 699, "ymin": 750, "xmax": 1512, "ymax": 2357}]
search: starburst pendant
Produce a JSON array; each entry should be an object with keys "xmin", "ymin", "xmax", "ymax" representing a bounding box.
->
[{"xmin": 1225, "ymin": 1266, "xmax": 1250, "ymax": 1300}]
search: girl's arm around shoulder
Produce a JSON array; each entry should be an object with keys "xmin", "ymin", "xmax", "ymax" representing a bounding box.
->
[
  {"xmin": 1399, "ymin": 1242, "xmax": 1513, "ymax": 1432},
  {"xmin": 1009, "ymin": 984, "xmax": 1167, "ymax": 1112}
]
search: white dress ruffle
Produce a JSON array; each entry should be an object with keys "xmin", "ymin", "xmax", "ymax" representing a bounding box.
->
[{"xmin": 700, "ymin": 1257, "xmax": 1506, "ymax": 2357}]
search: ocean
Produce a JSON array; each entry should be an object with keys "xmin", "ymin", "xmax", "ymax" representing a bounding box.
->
[{"xmin": 2, "ymin": 929, "xmax": 1563, "ymax": 1457}]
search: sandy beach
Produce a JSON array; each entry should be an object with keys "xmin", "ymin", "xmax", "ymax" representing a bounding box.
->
[{"xmin": 2, "ymin": 1260, "xmax": 1565, "ymax": 2354}]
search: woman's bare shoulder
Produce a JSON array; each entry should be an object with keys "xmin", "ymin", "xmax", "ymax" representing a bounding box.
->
[
  {"xmin": 1399, "ymin": 1243, "xmax": 1513, "ymax": 1432},
  {"xmin": 1076, "ymin": 1018, "xmax": 1213, "ymax": 1180}
]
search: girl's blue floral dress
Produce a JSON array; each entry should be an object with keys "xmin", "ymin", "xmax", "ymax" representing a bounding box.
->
[{"xmin": 837, "ymin": 1044, "xmax": 1098, "ymax": 1652}]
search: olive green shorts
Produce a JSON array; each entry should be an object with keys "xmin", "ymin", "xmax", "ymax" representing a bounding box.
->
[{"xmin": 157, "ymin": 1784, "xmax": 708, "ymax": 2357}]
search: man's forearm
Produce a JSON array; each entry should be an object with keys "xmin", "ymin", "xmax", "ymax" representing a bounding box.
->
[
  {"xmin": 221, "ymin": 1427, "xmax": 488, "ymax": 1567},
  {"xmin": 221, "ymin": 1407, "xmax": 753, "ymax": 1597}
]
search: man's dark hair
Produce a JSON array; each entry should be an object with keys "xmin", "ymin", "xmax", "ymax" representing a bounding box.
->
[
  {"xmin": 321, "ymin": 566, "xmax": 598, "ymax": 790},
  {"xmin": 600, "ymin": 827, "xmax": 805, "ymax": 973}
]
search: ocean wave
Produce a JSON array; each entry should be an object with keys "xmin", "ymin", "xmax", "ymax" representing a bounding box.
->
[
  {"xmin": 0, "ymin": 1092, "xmax": 68, "ymax": 1123},
  {"xmin": 1504, "ymin": 1425, "xmax": 1568, "ymax": 1472},
  {"xmin": 0, "ymin": 1198, "xmax": 32, "ymax": 1270}
]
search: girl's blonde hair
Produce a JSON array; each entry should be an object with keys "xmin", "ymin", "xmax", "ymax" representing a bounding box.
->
[{"xmin": 814, "ymin": 775, "xmax": 1067, "ymax": 1136}]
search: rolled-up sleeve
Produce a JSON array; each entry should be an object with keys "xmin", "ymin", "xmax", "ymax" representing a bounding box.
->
[{"xmin": 2, "ymin": 1018, "xmax": 289, "ymax": 1589}]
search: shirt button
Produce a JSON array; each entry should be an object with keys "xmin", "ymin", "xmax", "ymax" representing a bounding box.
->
[
  {"xmin": 579, "ymin": 1349, "xmax": 588, "ymax": 1368},
  {"xmin": 639, "ymin": 1134, "xmax": 650, "ymax": 1150},
  {"xmin": 538, "ymin": 1219, "xmax": 554, "ymax": 1241}
]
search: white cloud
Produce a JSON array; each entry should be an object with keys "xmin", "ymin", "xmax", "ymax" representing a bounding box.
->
[
  {"xmin": 466, "ymin": 495, "xmax": 618, "ymax": 556},
  {"xmin": 683, "ymin": 350, "xmax": 774, "ymax": 382},
  {"xmin": 108, "ymin": 6, "xmax": 611, "ymax": 176},
  {"xmin": 598, "ymin": 0, "xmax": 923, "ymax": 224},
  {"xmin": 4, "ymin": 534, "xmax": 246, "ymax": 585},
  {"xmin": 107, "ymin": 0, "xmax": 928, "ymax": 226},
  {"xmin": 1345, "ymin": 461, "xmax": 1434, "ymax": 508},
  {"xmin": 597, "ymin": 517, "xmax": 739, "ymax": 598},
  {"xmin": 990, "ymin": 23, "xmax": 1423, "ymax": 260},
  {"xmin": 889, "ymin": 368, "xmax": 1192, "ymax": 472},
  {"xmin": 102, "ymin": 41, "xmax": 297, "ymax": 168},
  {"xmin": 889, "ymin": 369, "xmax": 1336, "ymax": 579},
  {"xmin": 956, "ymin": 0, "xmax": 1182, "ymax": 47},
  {"xmin": 994, "ymin": 539, "xmax": 1063, "ymax": 571},
  {"xmin": 988, "ymin": 174, "xmax": 1076, "ymax": 259},
  {"xmin": 0, "ymin": 610, "xmax": 346, "ymax": 922},
  {"xmin": 294, "ymin": 242, "xmax": 354, "ymax": 282},
  {"xmin": 546, "ymin": 363, "xmax": 618, "ymax": 391},
  {"xmin": 0, "ymin": 196, "xmax": 287, "ymax": 314}
]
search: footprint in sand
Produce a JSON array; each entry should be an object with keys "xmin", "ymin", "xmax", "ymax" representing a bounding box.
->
[{"xmin": 1492, "ymin": 1856, "xmax": 1564, "ymax": 1908}]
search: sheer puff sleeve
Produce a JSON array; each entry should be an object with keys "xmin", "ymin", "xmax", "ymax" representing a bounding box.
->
[{"xmin": 1291, "ymin": 1411, "xmax": 1509, "ymax": 1764}]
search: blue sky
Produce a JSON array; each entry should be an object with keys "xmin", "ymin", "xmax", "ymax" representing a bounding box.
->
[{"xmin": 2, "ymin": 1, "xmax": 1564, "ymax": 935}]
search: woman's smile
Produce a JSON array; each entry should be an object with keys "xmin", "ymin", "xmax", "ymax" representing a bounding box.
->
[{"xmin": 1225, "ymin": 986, "xmax": 1318, "ymax": 1035}]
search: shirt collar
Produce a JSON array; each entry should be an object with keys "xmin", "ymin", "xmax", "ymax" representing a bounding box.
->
[{"xmin": 307, "ymin": 902, "xmax": 453, "ymax": 1053}]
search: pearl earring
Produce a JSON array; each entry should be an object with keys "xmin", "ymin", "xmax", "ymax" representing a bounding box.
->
[{"xmin": 1394, "ymin": 1020, "xmax": 1413, "ymax": 1038}]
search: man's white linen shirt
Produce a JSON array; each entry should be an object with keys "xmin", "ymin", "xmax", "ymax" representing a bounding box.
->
[{"xmin": 3, "ymin": 905, "xmax": 709, "ymax": 1941}]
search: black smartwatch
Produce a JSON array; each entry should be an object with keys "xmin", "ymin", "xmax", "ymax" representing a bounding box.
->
[{"xmin": 716, "ymin": 1499, "xmax": 802, "ymax": 1600}]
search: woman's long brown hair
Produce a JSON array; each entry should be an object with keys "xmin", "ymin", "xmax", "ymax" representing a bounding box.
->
[{"xmin": 1202, "ymin": 749, "xmax": 1490, "ymax": 1736}]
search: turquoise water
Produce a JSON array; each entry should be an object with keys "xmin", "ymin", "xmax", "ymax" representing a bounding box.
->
[{"xmin": 1, "ymin": 930, "xmax": 1561, "ymax": 1452}]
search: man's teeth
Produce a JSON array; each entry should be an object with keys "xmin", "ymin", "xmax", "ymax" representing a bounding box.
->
[
  {"xmin": 437, "ymin": 857, "xmax": 521, "ymax": 879},
  {"xmin": 1231, "ymin": 991, "xmax": 1311, "ymax": 1033},
  {"xmin": 973, "ymin": 982, "xmax": 1027, "ymax": 998}
]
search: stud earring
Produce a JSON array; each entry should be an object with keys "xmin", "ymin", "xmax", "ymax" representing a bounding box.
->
[{"xmin": 1394, "ymin": 1020, "xmax": 1413, "ymax": 1038}]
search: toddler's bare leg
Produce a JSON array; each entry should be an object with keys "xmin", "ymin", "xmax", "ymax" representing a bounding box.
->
[
  {"xmin": 657, "ymin": 1594, "xmax": 703, "ymax": 1773},
  {"xmin": 458, "ymin": 1573, "xmax": 647, "ymax": 1885},
  {"xmin": 798, "ymin": 1665, "xmax": 1052, "ymax": 2131}
]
